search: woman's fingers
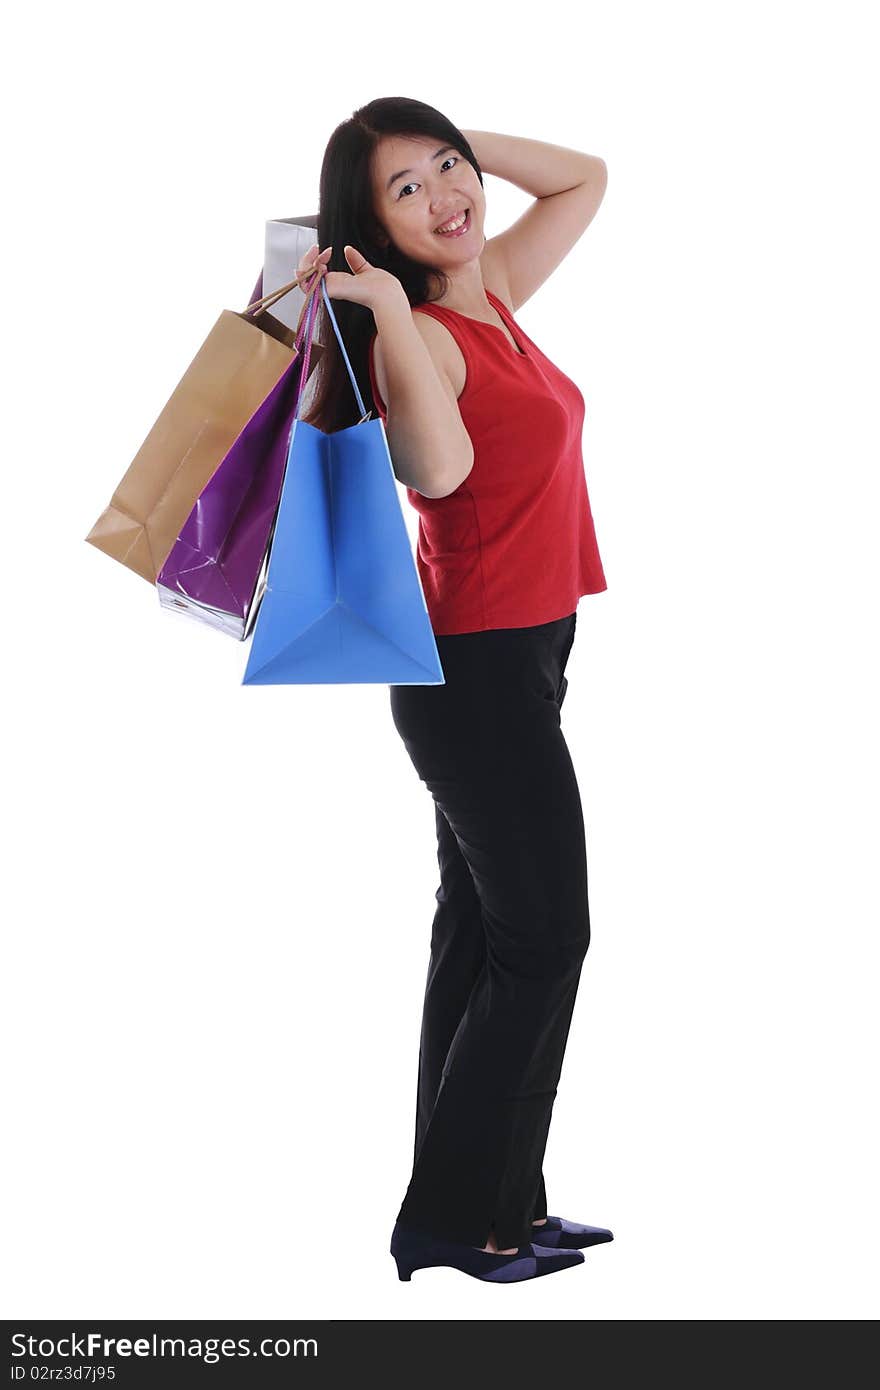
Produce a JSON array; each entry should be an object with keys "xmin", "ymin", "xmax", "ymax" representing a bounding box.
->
[
  {"xmin": 296, "ymin": 244, "xmax": 334, "ymax": 290},
  {"xmin": 344, "ymin": 244, "xmax": 368, "ymax": 269}
]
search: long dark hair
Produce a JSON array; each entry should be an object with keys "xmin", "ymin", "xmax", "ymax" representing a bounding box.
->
[{"xmin": 301, "ymin": 96, "xmax": 484, "ymax": 433}]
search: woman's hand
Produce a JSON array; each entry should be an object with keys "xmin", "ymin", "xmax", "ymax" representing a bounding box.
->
[
  {"xmin": 297, "ymin": 243, "xmax": 406, "ymax": 317},
  {"xmin": 296, "ymin": 243, "xmax": 333, "ymax": 292}
]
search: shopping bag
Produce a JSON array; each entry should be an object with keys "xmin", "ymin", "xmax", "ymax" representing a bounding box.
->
[
  {"xmin": 155, "ymin": 275, "xmax": 324, "ymax": 639},
  {"xmin": 263, "ymin": 214, "xmax": 319, "ymax": 331},
  {"xmin": 262, "ymin": 215, "xmax": 323, "ymax": 419},
  {"xmin": 242, "ymin": 278, "xmax": 445, "ymax": 686},
  {"xmin": 85, "ymin": 273, "xmax": 317, "ymax": 585},
  {"xmin": 231, "ymin": 217, "xmax": 322, "ymax": 436}
]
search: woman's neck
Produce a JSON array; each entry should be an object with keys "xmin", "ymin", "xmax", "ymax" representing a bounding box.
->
[{"xmin": 427, "ymin": 261, "xmax": 491, "ymax": 314}]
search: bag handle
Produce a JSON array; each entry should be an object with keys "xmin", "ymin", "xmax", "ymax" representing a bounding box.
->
[
  {"xmin": 243, "ymin": 269, "xmax": 326, "ymax": 369},
  {"xmin": 243, "ymin": 273, "xmax": 303, "ymax": 318},
  {"xmin": 293, "ymin": 266, "xmax": 370, "ymax": 424},
  {"xmin": 243, "ymin": 266, "xmax": 329, "ymax": 368},
  {"xmin": 247, "ymin": 266, "xmax": 319, "ymax": 349}
]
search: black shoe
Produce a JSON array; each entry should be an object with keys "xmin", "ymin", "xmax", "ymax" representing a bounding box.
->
[
  {"xmin": 390, "ymin": 1221, "xmax": 585, "ymax": 1283},
  {"xmin": 530, "ymin": 1215, "xmax": 614, "ymax": 1250}
]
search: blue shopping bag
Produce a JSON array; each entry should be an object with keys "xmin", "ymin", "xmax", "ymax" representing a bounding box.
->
[{"xmin": 242, "ymin": 278, "xmax": 445, "ymax": 686}]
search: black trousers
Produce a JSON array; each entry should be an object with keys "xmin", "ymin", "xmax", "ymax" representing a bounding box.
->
[{"xmin": 389, "ymin": 611, "xmax": 591, "ymax": 1251}]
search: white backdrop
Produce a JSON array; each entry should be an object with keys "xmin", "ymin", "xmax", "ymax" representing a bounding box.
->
[{"xmin": 3, "ymin": 0, "xmax": 877, "ymax": 1322}]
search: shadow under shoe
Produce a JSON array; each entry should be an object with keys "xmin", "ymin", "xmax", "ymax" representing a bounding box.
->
[{"xmin": 390, "ymin": 1221, "xmax": 585, "ymax": 1283}]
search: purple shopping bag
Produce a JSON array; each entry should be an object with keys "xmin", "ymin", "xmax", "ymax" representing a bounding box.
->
[{"xmin": 156, "ymin": 271, "xmax": 322, "ymax": 639}]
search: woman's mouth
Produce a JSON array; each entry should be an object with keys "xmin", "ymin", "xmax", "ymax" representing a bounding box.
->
[{"xmin": 434, "ymin": 208, "xmax": 471, "ymax": 237}]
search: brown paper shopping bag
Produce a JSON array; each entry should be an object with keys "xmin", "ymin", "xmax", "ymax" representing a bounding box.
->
[{"xmin": 85, "ymin": 275, "xmax": 323, "ymax": 584}]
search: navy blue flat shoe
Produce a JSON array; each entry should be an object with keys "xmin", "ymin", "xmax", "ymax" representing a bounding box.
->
[
  {"xmin": 529, "ymin": 1215, "xmax": 614, "ymax": 1250},
  {"xmin": 390, "ymin": 1221, "xmax": 585, "ymax": 1283}
]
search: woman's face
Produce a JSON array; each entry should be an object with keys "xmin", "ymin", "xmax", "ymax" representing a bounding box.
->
[{"xmin": 370, "ymin": 134, "xmax": 486, "ymax": 273}]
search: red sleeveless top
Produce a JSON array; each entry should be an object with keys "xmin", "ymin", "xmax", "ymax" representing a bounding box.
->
[{"xmin": 367, "ymin": 287, "xmax": 607, "ymax": 635}]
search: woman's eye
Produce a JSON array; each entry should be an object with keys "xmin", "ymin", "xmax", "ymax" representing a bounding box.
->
[{"xmin": 397, "ymin": 155, "xmax": 458, "ymax": 199}]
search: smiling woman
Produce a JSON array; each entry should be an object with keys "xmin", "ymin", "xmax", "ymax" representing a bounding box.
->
[
  {"xmin": 370, "ymin": 133, "xmax": 489, "ymax": 299},
  {"xmin": 293, "ymin": 102, "xmax": 490, "ymax": 437},
  {"xmin": 292, "ymin": 94, "xmax": 612, "ymax": 1285}
]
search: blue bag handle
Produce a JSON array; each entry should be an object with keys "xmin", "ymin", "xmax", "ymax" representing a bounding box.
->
[{"xmin": 294, "ymin": 272, "xmax": 370, "ymax": 424}]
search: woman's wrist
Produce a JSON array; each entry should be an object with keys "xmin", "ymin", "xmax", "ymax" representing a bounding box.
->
[{"xmin": 372, "ymin": 285, "xmax": 413, "ymax": 331}]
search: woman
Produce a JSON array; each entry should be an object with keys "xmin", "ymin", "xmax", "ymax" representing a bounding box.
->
[{"xmin": 295, "ymin": 97, "xmax": 613, "ymax": 1283}]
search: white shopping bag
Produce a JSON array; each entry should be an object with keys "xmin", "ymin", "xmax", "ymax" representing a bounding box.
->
[{"xmin": 263, "ymin": 213, "xmax": 320, "ymax": 412}]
